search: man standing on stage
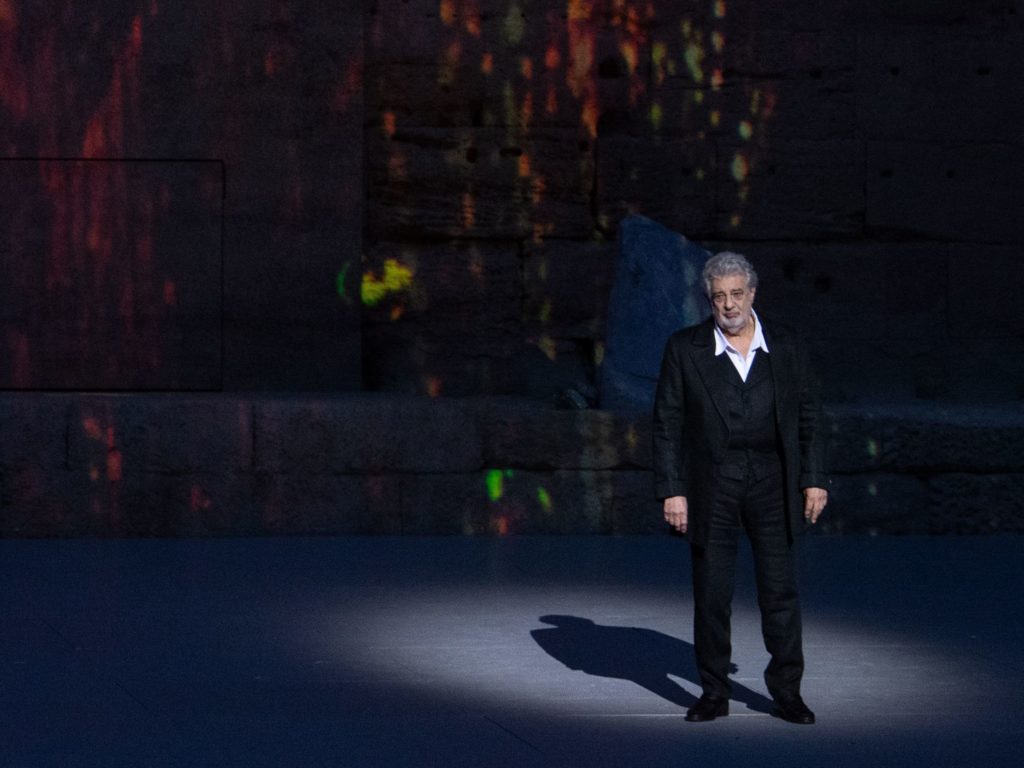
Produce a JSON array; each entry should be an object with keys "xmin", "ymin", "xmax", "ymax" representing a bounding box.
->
[{"xmin": 652, "ymin": 251, "xmax": 828, "ymax": 725}]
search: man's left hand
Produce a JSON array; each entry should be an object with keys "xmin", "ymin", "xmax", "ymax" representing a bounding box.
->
[{"xmin": 802, "ymin": 487, "xmax": 828, "ymax": 524}]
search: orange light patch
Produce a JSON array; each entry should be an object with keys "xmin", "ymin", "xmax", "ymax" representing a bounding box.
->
[
  {"xmin": 426, "ymin": 376, "xmax": 443, "ymax": 398},
  {"xmin": 83, "ymin": 417, "xmax": 104, "ymax": 441},
  {"xmin": 545, "ymin": 45, "xmax": 561, "ymax": 70},
  {"xmin": 545, "ymin": 86, "xmax": 558, "ymax": 114},
  {"xmin": 520, "ymin": 57, "xmax": 533, "ymax": 79},
  {"xmin": 439, "ymin": 0, "xmax": 456, "ymax": 26},
  {"xmin": 383, "ymin": 111, "xmax": 397, "ymax": 138},
  {"xmin": 582, "ymin": 98, "xmax": 599, "ymax": 138},
  {"xmin": 106, "ymin": 450, "xmax": 123, "ymax": 482},
  {"xmin": 163, "ymin": 280, "xmax": 177, "ymax": 306},
  {"xmin": 518, "ymin": 153, "xmax": 531, "ymax": 178},
  {"xmin": 461, "ymin": 192, "xmax": 476, "ymax": 229},
  {"xmin": 481, "ymin": 52, "xmax": 494, "ymax": 75}
]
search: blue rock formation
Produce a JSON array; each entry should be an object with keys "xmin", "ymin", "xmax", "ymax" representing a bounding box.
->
[{"xmin": 599, "ymin": 216, "xmax": 711, "ymax": 412}]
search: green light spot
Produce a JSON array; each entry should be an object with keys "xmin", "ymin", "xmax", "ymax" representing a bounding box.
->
[
  {"xmin": 738, "ymin": 120, "xmax": 753, "ymax": 140},
  {"xmin": 486, "ymin": 470, "xmax": 504, "ymax": 502},
  {"xmin": 336, "ymin": 262, "xmax": 351, "ymax": 299},
  {"xmin": 537, "ymin": 486, "xmax": 552, "ymax": 513},
  {"xmin": 867, "ymin": 439, "xmax": 879, "ymax": 459},
  {"xmin": 684, "ymin": 43, "xmax": 704, "ymax": 84}
]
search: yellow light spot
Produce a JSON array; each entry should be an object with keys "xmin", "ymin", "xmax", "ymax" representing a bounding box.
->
[
  {"xmin": 694, "ymin": 90, "xmax": 704, "ymax": 104},
  {"xmin": 712, "ymin": 30, "xmax": 725, "ymax": 53},
  {"xmin": 738, "ymin": 120, "xmax": 753, "ymax": 140},
  {"xmin": 729, "ymin": 213, "xmax": 742, "ymax": 228},
  {"xmin": 652, "ymin": 41, "xmax": 668, "ymax": 83},
  {"xmin": 750, "ymin": 89, "xmax": 761, "ymax": 115},
  {"xmin": 650, "ymin": 102, "xmax": 664, "ymax": 131},
  {"xmin": 731, "ymin": 152, "xmax": 749, "ymax": 182},
  {"xmin": 538, "ymin": 335, "xmax": 558, "ymax": 361},
  {"xmin": 714, "ymin": 0, "xmax": 727, "ymax": 19},
  {"xmin": 620, "ymin": 40, "xmax": 639, "ymax": 75},
  {"xmin": 439, "ymin": 0, "xmax": 455, "ymax": 26},
  {"xmin": 539, "ymin": 299, "xmax": 552, "ymax": 324},
  {"xmin": 710, "ymin": 110, "xmax": 721, "ymax": 127},
  {"xmin": 481, "ymin": 53, "xmax": 494, "ymax": 75},
  {"xmin": 362, "ymin": 259, "xmax": 415, "ymax": 307}
]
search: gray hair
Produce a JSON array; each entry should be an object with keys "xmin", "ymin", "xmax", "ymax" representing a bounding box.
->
[{"xmin": 702, "ymin": 251, "xmax": 758, "ymax": 297}]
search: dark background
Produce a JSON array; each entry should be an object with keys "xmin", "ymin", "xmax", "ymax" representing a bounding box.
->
[
  {"xmin": 2, "ymin": 0, "xmax": 1021, "ymax": 401},
  {"xmin": 1, "ymin": 1, "xmax": 1022, "ymax": 537}
]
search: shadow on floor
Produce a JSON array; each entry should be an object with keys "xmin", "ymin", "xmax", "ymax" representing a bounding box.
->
[{"xmin": 531, "ymin": 614, "xmax": 773, "ymax": 713}]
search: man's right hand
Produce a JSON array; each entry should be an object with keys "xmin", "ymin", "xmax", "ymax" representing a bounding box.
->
[{"xmin": 663, "ymin": 496, "xmax": 688, "ymax": 534}]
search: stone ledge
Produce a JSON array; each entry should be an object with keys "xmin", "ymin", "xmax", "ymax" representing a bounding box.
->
[{"xmin": 1, "ymin": 394, "xmax": 1021, "ymax": 536}]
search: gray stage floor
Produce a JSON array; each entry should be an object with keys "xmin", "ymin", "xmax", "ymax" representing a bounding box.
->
[{"xmin": 1, "ymin": 535, "xmax": 1022, "ymax": 767}]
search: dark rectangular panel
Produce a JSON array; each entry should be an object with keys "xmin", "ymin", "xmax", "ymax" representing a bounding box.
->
[{"xmin": 0, "ymin": 159, "xmax": 222, "ymax": 390}]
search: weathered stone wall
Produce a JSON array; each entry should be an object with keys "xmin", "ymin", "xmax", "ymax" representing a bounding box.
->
[
  {"xmin": 2, "ymin": 394, "xmax": 1021, "ymax": 536},
  {"xmin": 0, "ymin": 1, "xmax": 363, "ymax": 391},
  {"xmin": 365, "ymin": 0, "xmax": 1024, "ymax": 403}
]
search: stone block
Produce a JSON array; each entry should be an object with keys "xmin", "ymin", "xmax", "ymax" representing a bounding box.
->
[
  {"xmin": 478, "ymin": 400, "xmax": 652, "ymax": 469},
  {"xmin": 856, "ymin": 29, "xmax": 1024, "ymax": 143},
  {"xmin": 461, "ymin": 469, "xmax": 612, "ymax": 534},
  {"xmin": 604, "ymin": 470, "xmax": 664, "ymax": 534},
  {"xmin": 253, "ymin": 396, "xmax": 483, "ymax": 474},
  {"xmin": 368, "ymin": 127, "xmax": 594, "ymax": 239},
  {"xmin": 255, "ymin": 473, "xmax": 401, "ymax": 535},
  {"xmin": 716, "ymin": 139, "xmax": 865, "ymax": 239},
  {"xmin": 948, "ymin": 244, "xmax": 1024, "ymax": 338},
  {"xmin": 523, "ymin": 239, "xmax": 616, "ymax": 339},
  {"xmin": 66, "ymin": 396, "xmax": 253, "ymax": 476},
  {"xmin": 0, "ymin": 396, "xmax": 70, "ymax": 470},
  {"xmin": 595, "ymin": 137, "xmax": 717, "ymax": 237},
  {"xmin": 747, "ymin": 242, "xmax": 947, "ymax": 341},
  {"xmin": 882, "ymin": 407, "xmax": 1024, "ymax": 472},
  {"xmin": 823, "ymin": 474, "xmax": 930, "ymax": 535},
  {"xmin": 927, "ymin": 474, "xmax": 1024, "ymax": 534},
  {"xmin": 866, "ymin": 141, "xmax": 1024, "ymax": 244}
]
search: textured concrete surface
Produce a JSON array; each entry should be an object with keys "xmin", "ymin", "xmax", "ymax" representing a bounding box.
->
[{"xmin": 1, "ymin": 535, "xmax": 1022, "ymax": 767}]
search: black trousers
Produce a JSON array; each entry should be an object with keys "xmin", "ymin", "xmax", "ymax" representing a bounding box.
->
[{"xmin": 691, "ymin": 465, "xmax": 803, "ymax": 700}]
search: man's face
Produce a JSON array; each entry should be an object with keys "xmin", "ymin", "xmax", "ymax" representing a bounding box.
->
[{"xmin": 709, "ymin": 274, "xmax": 755, "ymax": 334}]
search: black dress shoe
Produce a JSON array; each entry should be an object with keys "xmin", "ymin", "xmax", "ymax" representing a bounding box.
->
[
  {"xmin": 685, "ymin": 694, "xmax": 729, "ymax": 722},
  {"xmin": 773, "ymin": 694, "xmax": 815, "ymax": 724}
]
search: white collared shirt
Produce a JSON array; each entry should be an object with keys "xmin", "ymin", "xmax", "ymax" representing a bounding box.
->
[{"xmin": 714, "ymin": 309, "xmax": 769, "ymax": 382}]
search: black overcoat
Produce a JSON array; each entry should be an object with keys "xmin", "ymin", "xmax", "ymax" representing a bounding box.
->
[{"xmin": 652, "ymin": 317, "xmax": 828, "ymax": 548}]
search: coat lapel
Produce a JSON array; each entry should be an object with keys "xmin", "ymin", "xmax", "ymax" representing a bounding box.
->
[{"xmin": 689, "ymin": 319, "xmax": 731, "ymax": 428}]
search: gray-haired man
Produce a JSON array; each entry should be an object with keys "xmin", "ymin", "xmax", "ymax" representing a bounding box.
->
[{"xmin": 652, "ymin": 252, "xmax": 828, "ymax": 724}]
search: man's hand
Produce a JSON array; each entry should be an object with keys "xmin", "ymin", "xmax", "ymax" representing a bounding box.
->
[
  {"xmin": 664, "ymin": 496, "xmax": 688, "ymax": 533},
  {"xmin": 802, "ymin": 487, "xmax": 828, "ymax": 524}
]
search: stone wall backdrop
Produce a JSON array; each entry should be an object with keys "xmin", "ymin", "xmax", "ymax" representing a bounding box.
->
[{"xmin": 1, "ymin": 1, "xmax": 1022, "ymax": 536}]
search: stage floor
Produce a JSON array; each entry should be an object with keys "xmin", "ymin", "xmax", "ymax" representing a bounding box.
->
[{"xmin": 2, "ymin": 534, "xmax": 1022, "ymax": 767}]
